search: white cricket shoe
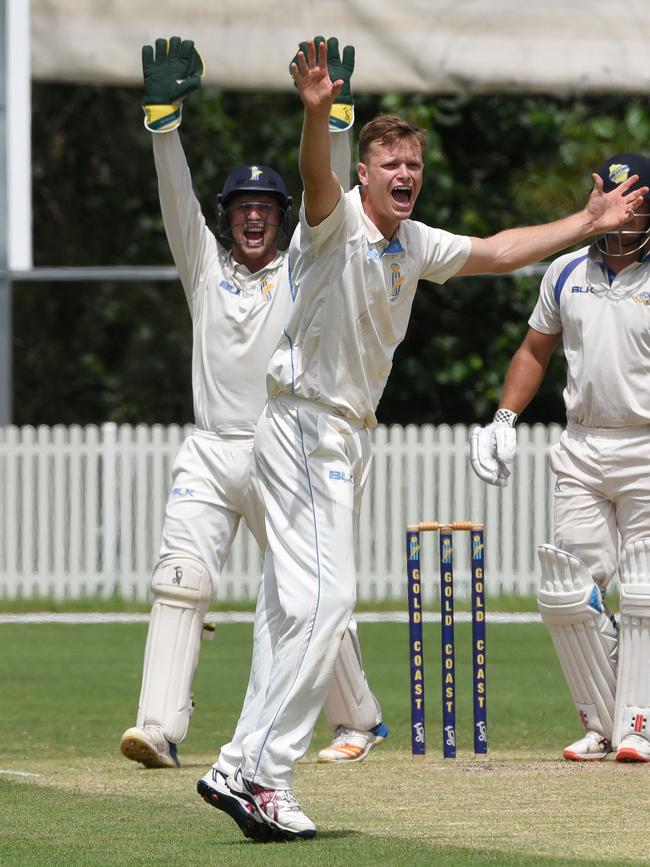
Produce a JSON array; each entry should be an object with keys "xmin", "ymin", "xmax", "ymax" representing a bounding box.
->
[
  {"xmin": 318, "ymin": 721, "xmax": 389, "ymax": 763},
  {"xmin": 120, "ymin": 725, "xmax": 179, "ymax": 768},
  {"xmin": 616, "ymin": 733, "xmax": 650, "ymax": 763},
  {"xmin": 562, "ymin": 730, "xmax": 612, "ymax": 762},
  {"xmin": 197, "ymin": 768, "xmax": 276, "ymax": 843},
  {"xmin": 227, "ymin": 767, "xmax": 316, "ymax": 841}
]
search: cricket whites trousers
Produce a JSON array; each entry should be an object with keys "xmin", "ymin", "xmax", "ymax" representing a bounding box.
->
[
  {"xmin": 239, "ymin": 394, "xmax": 372, "ymax": 788},
  {"xmin": 549, "ymin": 422, "xmax": 650, "ymax": 588}
]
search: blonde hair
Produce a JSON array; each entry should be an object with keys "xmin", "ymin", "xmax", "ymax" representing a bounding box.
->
[{"xmin": 358, "ymin": 115, "xmax": 426, "ymax": 164}]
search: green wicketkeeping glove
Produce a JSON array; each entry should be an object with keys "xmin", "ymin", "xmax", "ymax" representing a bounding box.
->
[
  {"xmin": 291, "ymin": 36, "xmax": 355, "ymax": 132},
  {"xmin": 326, "ymin": 36, "xmax": 355, "ymax": 132},
  {"xmin": 141, "ymin": 36, "xmax": 204, "ymax": 133}
]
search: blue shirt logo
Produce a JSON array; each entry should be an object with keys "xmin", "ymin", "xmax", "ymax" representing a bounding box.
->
[
  {"xmin": 220, "ymin": 280, "xmax": 240, "ymax": 295},
  {"xmin": 329, "ymin": 469, "xmax": 353, "ymax": 483}
]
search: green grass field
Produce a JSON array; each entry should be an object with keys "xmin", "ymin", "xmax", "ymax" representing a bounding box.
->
[{"xmin": 1, "ymin": 617, "xmax": 648, "ymax": 866}]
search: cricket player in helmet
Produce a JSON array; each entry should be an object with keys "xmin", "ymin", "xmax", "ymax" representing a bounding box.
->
[
  {"xmin": 471, "ymin": 153, "xmax": 650, "ymax": 763},
  {"xmin": 216, "ymin": 164, "xmax": 292, "ymax": 254}
]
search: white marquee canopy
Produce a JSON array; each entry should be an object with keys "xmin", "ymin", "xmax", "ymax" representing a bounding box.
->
[{"xmin": 31, "ymin": 0, "xmax": 650, "ymax": 94}]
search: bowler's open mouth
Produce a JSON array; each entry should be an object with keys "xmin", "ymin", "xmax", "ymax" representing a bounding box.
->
[{"xmin": 391, "ymin": 186, "xmax": 412, "ymax": 205}]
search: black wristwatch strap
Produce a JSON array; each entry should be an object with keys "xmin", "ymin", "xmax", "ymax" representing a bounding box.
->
[{"xmin": 494, "ymin": 408, "xmax": 518, "ymax": 426}]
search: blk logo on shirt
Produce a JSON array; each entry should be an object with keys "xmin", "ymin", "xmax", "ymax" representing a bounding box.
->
[
  {"xmin": 329, "ymin": 469, "xmax": 353, "ymax": 483},
  {"xmin": 172, "ymin": 487, "xmax": 195, "ymax": 497}
]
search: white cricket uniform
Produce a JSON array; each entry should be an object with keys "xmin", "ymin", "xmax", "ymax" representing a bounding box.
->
[
  {"xmin": 143, "ymin": 130, "xmax": 383, "ymax": 749},
  {"xmin": 153, "ymin": 130, "xmax": 289, "ymax": 576},
  {"xmin": 240, "ymin": 186, "xmax": 471, "ymax": 787},
  {"xmin": 529, "ymin": 244, "xmax": 650, "ymax": 584}
]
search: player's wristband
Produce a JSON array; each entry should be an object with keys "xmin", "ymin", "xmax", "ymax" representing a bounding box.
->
[
  {"xmin": 143, "ymin": 102, "xmax": 182, "ymax": 133},
  {"xmin": 493, "ymin": 408, "xmax": 518, "ymax": 426},
  {"xmin": 329, "ymin": 103, "xmax": 354, "ymax": 132}
]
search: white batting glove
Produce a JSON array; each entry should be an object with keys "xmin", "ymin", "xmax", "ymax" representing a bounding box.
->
[{"xmin": 470, "ymin": 409, "xmax": 518, "ymax": 488}]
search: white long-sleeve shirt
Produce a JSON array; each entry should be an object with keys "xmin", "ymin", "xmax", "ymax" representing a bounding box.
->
[{"xmin": 152, "ymin": 130, "xmax": 352, "ymax": 434}]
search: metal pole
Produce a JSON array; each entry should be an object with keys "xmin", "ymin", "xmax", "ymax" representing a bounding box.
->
[{"xmin": 0, "ymin": 0, "xmax": 11, "ymax": 425}]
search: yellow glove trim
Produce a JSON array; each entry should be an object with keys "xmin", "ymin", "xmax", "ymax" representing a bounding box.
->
[
  {"xmin": 329, "ymin": 103, "xmax": 354, "ymax": 132},
  {"xmin": 143, "ymin": 102, "xmax": 182, "ymax": 133}
]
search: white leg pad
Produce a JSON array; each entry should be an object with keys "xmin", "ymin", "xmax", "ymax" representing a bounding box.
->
[
  {"xmin": 136, "ymin": 555, "xmax": 213, "ymax": 744},
  {"xmin": 537, "ymin": 544, "xmax": 617, "ymax": 740},
  {"xmin": 323, "ymin": 619, "xmax": 382, "ymax": 732},
  {"xmin": 613, "ymin": 538, "xmax": 650, "ymax": 747}
]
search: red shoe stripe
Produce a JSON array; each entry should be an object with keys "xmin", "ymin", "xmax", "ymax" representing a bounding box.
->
[
  {"xmin": 616, "ymin": 747, "xmax": 650, "ymax": 763},
  {"xmin": 333, "ymin": 746, "xmax": 364, "ymax": 757}
]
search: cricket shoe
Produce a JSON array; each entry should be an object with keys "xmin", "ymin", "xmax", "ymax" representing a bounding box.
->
[
  {"xmin": 119, "ymin": 725, "xmax": 179, "ymax": 768},
  {"xmin": 227, "ymin": 766, "xmax": 316, "ymax": 841},
  {"xmin": 562, "ymin": 730, "xmax": 612, "ymax": 762},
  {"xmin": 196, "ymin": 768, "xmax": 276, "ymax": 843},
  {"xmin": 616, "ymin": 733, "xmax": 650, "ymax": 763},
  {"xmin": 317, "ymin": 721, "xmax": 389, "ymax": 763}
]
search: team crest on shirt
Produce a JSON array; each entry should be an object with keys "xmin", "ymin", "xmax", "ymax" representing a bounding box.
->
[
  {"xmin": 633, "ymin": 291, "xmax": 650, "ymax": 305},
  {"xmin": 259, "ymin": 275, "xmax": 273, "ymax": 301},
  {"xmin": 389, "ymin": 263, "xmax": 404, "ymax": 300}
]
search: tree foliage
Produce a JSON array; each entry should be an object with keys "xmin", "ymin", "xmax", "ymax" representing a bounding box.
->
[{"xmin": 16, "ymin": 84, "xmax": 650, "ymax": 425}]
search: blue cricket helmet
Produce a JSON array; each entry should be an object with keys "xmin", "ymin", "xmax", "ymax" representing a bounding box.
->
[
  {"xmin": 215, "ymin": 165, "xmax": 292, "ymax": 245},
  {"xmin": 217, "ymin": 165, "xmax": 291, "ymax": 212},
  {"xmin": 595, "ymin": 153, "xmax": 650, "ymax": 199},
  {"xmin": 594, "ymin": 153, "xmax": 650, "ymax": 258}
]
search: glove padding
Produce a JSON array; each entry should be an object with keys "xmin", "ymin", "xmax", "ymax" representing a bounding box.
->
[
  {"xmin": 470, "ymin": 422, "xmax": 517, "ymax": 487},
  {"xmin": 291, "ymin": 35, "xmax": 355, "ymax": 132},
  {"xmin": 142, "ymin": 36, "xmax": 204, "ymax": 133}
]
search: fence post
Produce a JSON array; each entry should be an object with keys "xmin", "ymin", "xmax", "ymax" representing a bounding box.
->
[{"xmin": 101, "ymin": 422, "xmax": 118, "ymax": 594}]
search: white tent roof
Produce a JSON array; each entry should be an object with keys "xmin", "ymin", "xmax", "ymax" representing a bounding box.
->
[{"xmin": 31, "ymin": 0, "xmax": 650, "ymax": 93}]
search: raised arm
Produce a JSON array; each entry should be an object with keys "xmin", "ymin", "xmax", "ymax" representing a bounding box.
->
[
  {"xmin": 142, "ymin": 37, "xmax": 213, "ymax": 298},
  {"xmin": 458, "ymin": 173, "xmax": 648, "ymax": 276},
  {"xmin": 292, "ymin": 36, "xmax": 355, "ymax": 191},
  {"xmin": 291, "ymin": 38, "xmax": 345, "ymax": 227}
]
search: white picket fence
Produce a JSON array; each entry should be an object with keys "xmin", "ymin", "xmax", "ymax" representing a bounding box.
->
[{"xmin": 0, "ymin": 422, "xmax": 565, "ymax": 602}]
